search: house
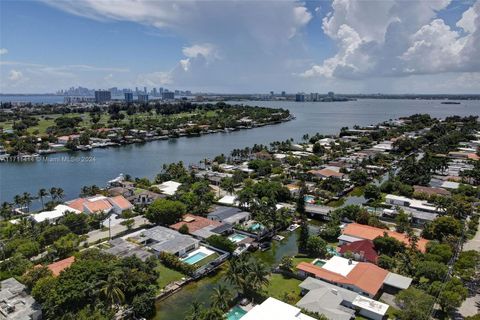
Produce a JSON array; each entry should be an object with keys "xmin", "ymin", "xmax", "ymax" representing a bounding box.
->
[
  {"xmin": 413, "ymin": 185, "xmax": 451, "ymax": 197},
  {"xmin": 139, "ymin": 226, "xmax": 200, "ymax": 256},
  {"xmin": 46, "ymin": 256, "xmax": 75, "ymax": 276},
  {"xmin": 338, "ymin": 239, "xmax": 379, "ymax": 264},
  {"xmin": 170, "ymin": 214, "xmax": 223, "ymax": 239},
  {"xmin": 341, "ymin": 223, "xmax": 429, "ymax": 253},
  {"xmin": 66, "ymin": 195, "xmax": 133, "ymax": 215},
  {"xmin": 241, "ymin": 297, "xmax": 315, "ymax": 320},
  {"xmin": 308, "ymin": 168, "xmax": 345, "ymax": 179},
  {"xmin": 108, "ymin": 195, "xmax": 134, "ymax": 214},
  {"xmin": 297, "ymin": 256, "xmax": 389, "ymax": 297},
  {"xmin": 0, "ymin": 278, "xmax": 42, "ymax": 320},
  {"xmin": 30, "ymin": 204, "xmax": 81, "ymax": 223},
  {"xmin": 385, "ymin": 194, "xmax": 440, "ymax": 214},
  {"xmin": 153, "ymin": 181, "xmax": 181, "ymax": 196},
  {"xmin": 57, "ymin": 134, "xmax": 80, "ymax": 145},
  {"xmin": 104, "ymin": 238, "xmax": 153, "ymax": 261},
  {"xmin": 297, "ymin": 277, "xmax": 389, "ymax": 320},
  {"xmin": 305, "ymin": 204, "xmax": 333, "ymax": 220},
  {"xmin": 207, "ymin": 206, "xmax": 251, "ymax": 225},
  {"xmin": 127, "ymin": 190, "xmax": 164, "ymax": 206}
]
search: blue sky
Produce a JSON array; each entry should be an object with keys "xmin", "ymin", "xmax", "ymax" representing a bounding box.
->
[{"xmin": 1, "ymin": 0, "xmax": 479, "ymax": 93}]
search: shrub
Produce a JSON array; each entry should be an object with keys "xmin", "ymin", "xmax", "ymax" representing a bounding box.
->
[{"xmin": 158, "ymin": 252, "xmax": 195, "ymax": 275}]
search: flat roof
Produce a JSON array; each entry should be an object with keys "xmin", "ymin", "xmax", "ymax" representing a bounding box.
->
[
  {"xmin": 322, "ymin": 256, "xmax": 358, "ymax": 277},
  {"xmin": 383, "ymin": 272, "xmax": 412, "ymax": 290},
  {"xmin": 242, "ymin": 297, "xmax": 316, "ymax": 320},
  {"xmin": 352, "ymin": 295, "xmax": 389, "ymax": 315}
]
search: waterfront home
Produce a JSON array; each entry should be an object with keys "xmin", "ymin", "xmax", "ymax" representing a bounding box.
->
[
  {"xmin": 0, "ymin": 278, "xmax": 42, "ymax": 320},
  {"xmin": 104, "ymin": 238, "xmax": 153, "ymax": 261},
  {"xmin": 338, "ymin": 239, "xmax": 379, "ymax": 264},
  {"xmin": 45, "ymin": 256, "xmax": 75, "ymax": 276},
  {"xmin": 207, "ymin": 206, "xmax": 251, "ymax": 225},
  {"xmin": 297, "ymin": 256, "xmax": 412, "ymax": 298},
  {"xmin": 241, "ymin": 297, "xmax": 315, "ymax": 320},
  {"xmin": 413, "ymin": 185, "xmax": 451, "ymax": 197},
  {"xmin": 138, "ymin": 226, "xmax": 200, "ymax": 257},
  {"xmin": 57, "ymin": 134, "xmax": 80, "ymax": 144},
  {"xmin": 340, "ymin": 223, "xmax": 429, "ymax": 253},
  {"xmin": 30, "ymin": 204, "xmax": 81, "ymax": 223},
  {"xmin": 385, "ymin": 194, "xmax": 440, "ymax": 214},
  {"xmin": 152, "ymin": 180, "xmax": 181, "ymax": 196},
  {"xmin": 66, "ymin": 195, "xmax": 133, "ymax": 215},
  {"xmin": 170, "ymin": 214, "xmax": 224, "ymax": 239},
  {"xmin": 127, "ymin": 189, "xmax": 164, "ymax": 206},
  {"xmin": 297, "ymin": 277, "xmax": 389, "ymax": 320},
  {"xmin": 305, "ymin": 204, "xmax": 333, "ymax": 220}
]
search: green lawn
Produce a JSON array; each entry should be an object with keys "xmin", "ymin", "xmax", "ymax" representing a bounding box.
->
[
  {"xmin": 292, "ymin": 254, "xmax": 314, "ymax": 267},
  {"xmin": 265, "ymin": 274, "xmax": 302, "ymax": 303},
  {"xmin": 155, "ymin": 262, "xmax": 185, "ymax": 291},
  {"xmin": 192, "ymin": 252, "xmax": 220, "ymax": 268}
]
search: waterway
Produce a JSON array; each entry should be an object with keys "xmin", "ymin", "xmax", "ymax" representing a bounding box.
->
[{"xmin": 1, "ymin": 99, "xmax": 479, "ymax": 204}]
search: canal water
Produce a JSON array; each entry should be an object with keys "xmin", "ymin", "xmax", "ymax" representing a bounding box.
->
[{"xmin": 1, "ymin": 99, "xmax": 479, "ymax": 204}]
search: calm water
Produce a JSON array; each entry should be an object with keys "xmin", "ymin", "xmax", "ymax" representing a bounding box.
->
[{"xmin": 1, "ymin": 99, "xmax": 479, "ymax": 204}]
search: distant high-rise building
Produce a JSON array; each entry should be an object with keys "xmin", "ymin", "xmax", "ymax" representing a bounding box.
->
[
  {"xmin": 185, "ymin": 90, "xmax": 192, "ymax": 96},
  {"xmin": 328, "ymin": 91, "xmax": 335, "ymax": 98},
  {"xmin": 281, "ymin": 91, "xmax": 286, "ymax": 97},
  {"xmin": 162, "ymin": 92, "xmax": 175, "ymax": 100},
  {"xmin": 152, "ymin": 88, "xmax": 157, "ymax": 96},
  {"xmin": 124, "ymin": 92, "xmax": 133, "ymax": 103},
  {"xmin": 310, "ymin": 92, "xmax": 319, "ymax": 102},
  {"xmin": 159, "ymin": 87, "xmax": 164, "ymax": 94},
  {"xmin": 138, "ymin": 94, "xmax": 149, "ymax": 103},
  {"xmin": 295, "ymin": 93, "xmax": 305, "ymax": 102},
  {"xmin": 270, "ymin": 91, "xmax": 274, "ymax": 96},
  {"xmin": 95, "ymin": 90, "xmax": 111, "ymax": 103},
  {"xmin": 135, "ymin": 87, "xmax": 139, "ymax": 95}
]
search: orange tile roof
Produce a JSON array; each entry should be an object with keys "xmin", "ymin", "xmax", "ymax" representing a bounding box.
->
[
  {"xmin": 468, "ymin": 153, "xmax": 480, "ymax": 161},
  {"xmin": 47, "ymin": 256, "xmax": 75, "ymax": 277},
  {"xmin": 308, "ymin": 168, "xmax": 344, "ymax": 178},
  {"xmin": 67, "ymin": 198, "xmax": 86, "ymax": 212},
  {"xmin": 170, "ymin": 214, "xmax": 222, "ymax": 233},
  {"xmin": 297, "ymin": 261, "xmax": 388, "ymax": 296},
  {"xmin": 84, "ymin": 199, "xmax": 112, "ymax": 213},
  {"xmin": 342, "ymin": 223, "xmax": 429, "ymax": 252},
  {"xmin": 109, "ymin": 195, "xmax": 133, "ymax": 210}
]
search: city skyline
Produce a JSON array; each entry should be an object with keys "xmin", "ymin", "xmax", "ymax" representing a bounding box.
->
[{"xmin": 1, "ymin": 0, "xmax": 480, "ymax": 94}]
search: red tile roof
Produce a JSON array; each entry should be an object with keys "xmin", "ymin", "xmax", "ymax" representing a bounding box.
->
[
  {"xmin": 67, "ymin": 198, "xmax": 86, "ymax": 212},
  {"xmin": 170, "ymin": 214, "xmax": 222, "ymax": 233},
  {"xmin": 47, "ymin": 256, "xmax": 75, "ymax": 277},
  {"xmin": 308, "ymin": 168, "xmax": 344, "ymax": 178},
  {"xmin": 84, "ymin": 199, "xmax": 112, "ymax": 213},
  {"xmin": 297, "ymin": 260, "xmax": 388, "ymax": 296},
  {"xmin": 414, "ymin": 185, "xmax": 451, "ymax": 196},
  {"xmin": 342, "ymin": 223, "xmax": 429, "ymax": 253},
  {"xmin": 109, "ymin": 195, "xmax": 133, "ymax": 210},
  {"xmin": 339, "ymin": 239, "xmax": 379, "ymax": 264}
]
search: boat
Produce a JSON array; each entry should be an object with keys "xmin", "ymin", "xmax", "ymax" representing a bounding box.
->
[
  {"xmin": 287, "ymin": 224, "xmax": 300, "ymax": 232},
  {"xmin": 441, "ymin": 101, "xmax": 461, "ymax": 104},
  {"xmin": 272, "ymin": 235, "xmax": 285, "ymax": 241}
]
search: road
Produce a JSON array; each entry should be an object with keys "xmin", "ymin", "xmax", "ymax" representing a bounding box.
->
[{"xmin": 458, "ymin": 224, "xmax": 480, "ymax": 317}]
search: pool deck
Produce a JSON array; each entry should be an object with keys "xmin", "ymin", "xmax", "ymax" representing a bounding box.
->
[{"xmin": 181, "ymin": 246, "xmax": 215, "ymax": 264}]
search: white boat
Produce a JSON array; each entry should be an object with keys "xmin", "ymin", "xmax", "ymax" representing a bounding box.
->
[{"xmin": 287, "ymin": 224, "xmax": 300, "ymax": 232}]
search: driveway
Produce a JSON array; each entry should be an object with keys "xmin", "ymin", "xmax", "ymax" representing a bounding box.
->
[{"xmin": 86, "ymin": 215, "xmax": 149, "ymax": 243}]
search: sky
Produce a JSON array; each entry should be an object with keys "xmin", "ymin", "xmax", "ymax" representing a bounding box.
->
[{"xmin": 0, "ymin": 0, "xmax": 479, "ymax": 94}]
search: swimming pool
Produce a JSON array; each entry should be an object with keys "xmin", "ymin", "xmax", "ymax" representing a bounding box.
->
[
  {"xmin": 313, "ymin": 259, "xmax": 326, "ymax": 267},
  {"xmin": 304, "ymin": 195, "xmax": 315, "ymax": 203},
  {"xmin": 225, "ymin": 306, "xmax": 247, "ymax": 320},
  {"xmin": 249, "ymin": 223, "xmax": 263, "ymax": 231},
  {"xmin": 228, "ymin": 233, "xmax": 248, "ymax": 243},
  {"xmin": 182, "ymin": 252, "xmax": 207, "ymax": 265}
]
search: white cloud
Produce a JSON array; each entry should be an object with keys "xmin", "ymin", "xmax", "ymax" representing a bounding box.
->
[
  {"xmin": 0, "ymin": 48, "xmax": 8, "ymax": 55},
  {"xmin": 44, "ymin": 0, "xmax": 312, "ymax": 91},
  {"xmin": 8, "ymin": 69, "xmax": 25, "ymax": 82},
  {"xmin": 302, "ymin": 0, "xmax": 480, "ymax": 79}
]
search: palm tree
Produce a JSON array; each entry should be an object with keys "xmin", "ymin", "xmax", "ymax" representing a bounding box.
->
[
  {"xmin": 13, "ymin": 194, "xmax": 23, "ymax": 209},
  {"xmin": 226, "ymin": 256, "xmax": 251, "ymax": 296},
  {"xmin": 185, "ymin": 301, "xmax": 202, "ymax": 320},
  {"xmin": 49, "ymin": 187, "xmax": 58, "ymax": 202},
  {"xmin": 0, "ymin": 202, "xmax": 12, "ymax": 220},
  {"xmin": 22, "ymin": 192, "xmax": 32, "ymax": 212},
  {"xmin": 56, "ymin": 188, "xmax": 65, "ymax": 201},
  {"xmin": 202, "ymin": 308, "xmax": 225, "ymax": 320},
  {"xmin": 248, "ymin": 261, "xmax": 270, "ymax": 292},
  {"xmin": 98, "ymin": 274, "xmax": 125, "ymax": 309},
  {"xmin": 211, "ymin": 285, "xmax": 232, "ymax": 312},
  {"xmin": 38, "ymin": 189, "xmax": 48, "ymax": 210}
]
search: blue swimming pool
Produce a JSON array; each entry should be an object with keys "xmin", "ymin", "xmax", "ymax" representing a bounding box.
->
[
  {"xmin": 182, "ymin": 252, "xmax": 207, "ymax": 265},
  {"xmin": 228, "ymin": 233, "xmax": 248, "ymax": 243},
  {"xmin": 304, "ymin": 195, "xmax": 315, "ymax": 203},
  {"xmin": 225, "ymin": 306, "xmax": 247, "ymax": 320},
  {"xmin": 249, "ymin": 223, "xmax": 263, "ymax": 231}
]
